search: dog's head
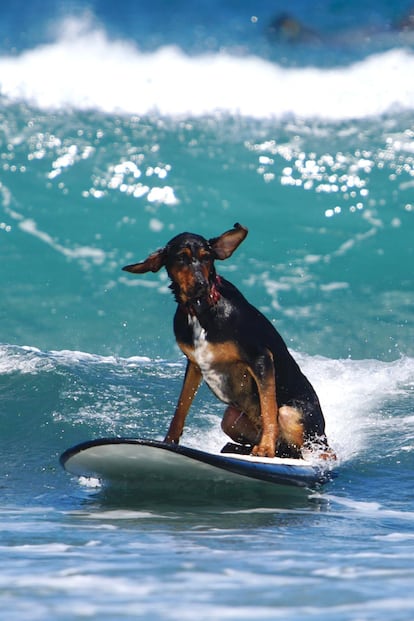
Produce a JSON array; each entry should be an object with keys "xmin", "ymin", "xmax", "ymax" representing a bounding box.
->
[{"xmin": 122, "ymin": 222, "xmax": 248, "ymax": 307}]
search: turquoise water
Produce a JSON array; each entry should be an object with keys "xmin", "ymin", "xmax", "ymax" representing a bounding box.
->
[{"xmin": 1, "ymin": 2, "xmax": 414, "ymax": 619}]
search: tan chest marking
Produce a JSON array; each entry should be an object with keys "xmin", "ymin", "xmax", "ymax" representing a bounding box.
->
[{"xmin": 178, "ymin": 316, "xmax": 241, "ymax": 402}]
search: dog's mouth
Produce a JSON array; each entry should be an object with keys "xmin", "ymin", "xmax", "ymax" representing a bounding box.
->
[
  {"xmin": 183, "ymin": 283, "xmax": 210, "ymax": 307},
  {"xmin": 190, "ymin": 280, "xmax": 210, "ymax": 299},
  {"xmin": 171, "ymin": 279, "xmax": 221, "ymax": 310}
]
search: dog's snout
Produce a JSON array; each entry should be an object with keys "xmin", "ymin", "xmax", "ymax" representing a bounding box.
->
[
  {"xmin": 193, "ymin": 267, "xmax": 209, "ymax": 289},
  {"xmin": 192, "ymin": 258, "xmax": 205, "ymax": 274}
]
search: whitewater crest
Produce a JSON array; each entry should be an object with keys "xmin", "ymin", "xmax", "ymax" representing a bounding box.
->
[{"xmin": 1, "ymin": 16, "xmax": 414, "ymax": 120}]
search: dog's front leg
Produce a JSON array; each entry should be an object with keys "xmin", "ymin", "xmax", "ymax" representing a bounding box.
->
[
  {"xmin": 164, "ymin": 360, "xmax": 202, "ymax": 444},
  {"xmin": 249, "ymin": 351, "xmax": 279, "ymax": 458}
]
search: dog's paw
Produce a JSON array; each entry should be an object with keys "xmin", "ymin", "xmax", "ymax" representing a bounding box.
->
[
  {"xmin": 318, "ymin": 448, "xmax": 337, "ymax": 461},
  {"xmin": 251, "ymin": 443, "xmax": 275, "ymax": 458},
  {"xmin": 163, "ymin": 435, "xmax": 180, "ymax": 445}
]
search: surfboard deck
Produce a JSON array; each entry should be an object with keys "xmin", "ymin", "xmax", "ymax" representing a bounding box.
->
[{"xmin": 60, "ymin": 437, "xmax": 334, "ymax": 492}]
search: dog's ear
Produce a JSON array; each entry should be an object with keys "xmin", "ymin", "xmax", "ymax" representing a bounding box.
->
[
  {"xmin": 209, "ymin": 223, "xmax": 248, "ymax": 260},
  {"xmin": 122, "ymin": 248, "xmax": 165, "ymax": 274}
]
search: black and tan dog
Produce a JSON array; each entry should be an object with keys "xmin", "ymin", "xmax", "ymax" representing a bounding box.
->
[{"xmin": 123, "ymin": 223, "xmax": 334, "ymax": 459}]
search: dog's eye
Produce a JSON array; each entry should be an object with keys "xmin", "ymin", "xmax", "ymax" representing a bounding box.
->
[{"xmin": 199, "ymin": 251, "xmax": 211, "ymax": 263}]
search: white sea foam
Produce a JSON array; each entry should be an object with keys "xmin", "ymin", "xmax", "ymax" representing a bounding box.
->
[
  {"xmin": 79, "ymin": 509, "xmax": 170, "ymax": 520},
  {"xmin": 10, "ymin": 543, "xmax": 72, "ymax": 554},
  {"xmin": 78, "ymin": 476, "xmax": 102, "ymax": 488},
  {"xmin": 0, "ymin": 344, "xmax": 151, "ymax": 374},
  {"xmin": 291, "ymin": 354, "xmax": 414, "ymax": 462},
  {"xmin": 321, "ymin": 493, "xmax": 414, "ymax": 522},
  {"xmin": 1, "ymin": 17, "xmax": 414, "ymax": 120}
]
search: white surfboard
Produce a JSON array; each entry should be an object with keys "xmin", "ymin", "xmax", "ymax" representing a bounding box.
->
[{"xmin": 60, "ymin": 438, "xmax": 333, "ymax": 493}]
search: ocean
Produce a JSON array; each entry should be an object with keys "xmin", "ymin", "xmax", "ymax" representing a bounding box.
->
[{"xmin": 1, "ymin": 0, "xmax": 414, "ymax": 619}]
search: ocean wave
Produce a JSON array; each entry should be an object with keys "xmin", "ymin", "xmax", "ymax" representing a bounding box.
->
[
  {"xmin": 1, "ymin": 17, "xmax": 414, "ymax": 120},
  {"xmin": 1, "ymin": 343, "xmax": 413, "ymax": 462}
]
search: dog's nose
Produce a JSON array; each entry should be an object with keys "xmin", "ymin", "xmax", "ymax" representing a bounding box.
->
[
  {"xmin": 194, "ymin": 265, "xmax": 206, "ymax": 280},
  {"xmin": 191, "ymin": 260, "xmax": 209, "ymax": 288},
  {"xmin": 191, "ymin": 258, "xmax": 203, "ymax": 272}
]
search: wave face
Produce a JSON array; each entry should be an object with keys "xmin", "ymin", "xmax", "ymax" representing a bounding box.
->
[{"xmin": 1, "ymin": 3, "xmax": 414, "ymax": 621}]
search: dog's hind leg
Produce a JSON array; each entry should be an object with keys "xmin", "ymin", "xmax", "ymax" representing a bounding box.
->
[
  {"xmin": 277, "ymin": 405, "xmax": 305, "ymax": 456},
  {"xmin": 221, "ymin": 405, "xmax": 261, "ymax": 445}
]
